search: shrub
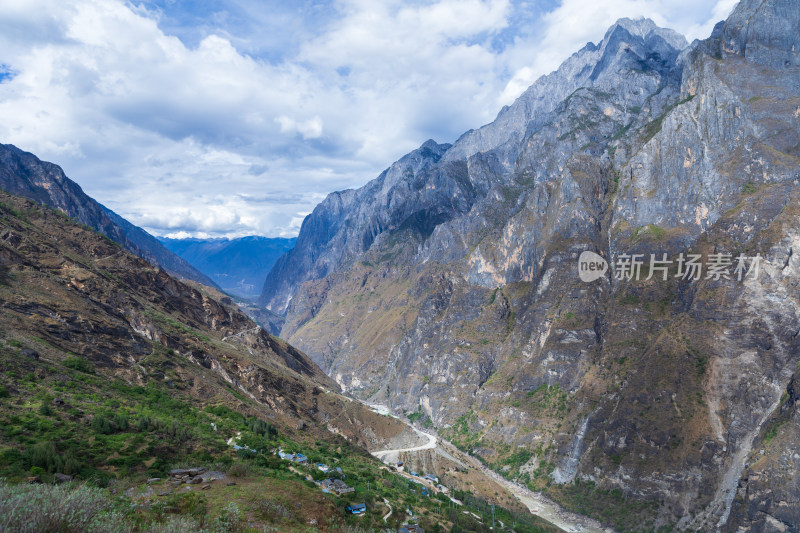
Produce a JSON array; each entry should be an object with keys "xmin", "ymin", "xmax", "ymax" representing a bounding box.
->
[
  {"xmin": 207, "ymin": 502, "xmax": 242, "ymax": 533},
  {"xmin": 24, "ymin": 442, "xmax": 61, "ymax": 473},
  {"xmin": 147, "ymin": 516, "xmax": 200, "ymax": 533},
  {"xmin": 227, "ymin": 462, "xmax": 248, "ymax": 478},
  {"xmin": 0, "ymin": 480, "xmax": 110, "ymax": 533},
  {"xmin": 246, "ymin": 417, "xmax": 277, "ymax": 437},
  {"xmin": 91, "ymin": 416, "xmax": 115, "ymax": 434},
  {"xmin": 24, "ymin": 441, "xmax": 81, "ymax": 475},
  {"xmin": 63, "ymin": 356, "xmax": 95, "ymax": 374}
]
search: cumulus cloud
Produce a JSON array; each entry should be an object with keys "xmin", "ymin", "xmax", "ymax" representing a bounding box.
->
[{"xmin": 0, "ymin": 0, "xmax": 735, "ymax": 238}]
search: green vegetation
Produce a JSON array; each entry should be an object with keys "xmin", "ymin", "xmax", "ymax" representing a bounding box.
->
[
  {"xmin": 441, "ymin": 410, "xmax": 483, "ymax": 454},
  {"xmin": 762, "ymin": 418, "xmax": 788, "ymax": 444},
  {"xmin": 611, "ymin": 122, "xmax": 633, "ymax": 141},
  {"xmin": 0, "ymin": 342, "xmax": 559, "ymax": 532},
  {"xmin": 525, "ymin": 384, "xmax": 569, "ymax": 417},
  {"xmin": 0, "ymin": 200, "xmax": 28, "ymax": 222},
  {"xmin": 62, "ymin": 355, "xmax": 95, "ymax": 374},
  {"xmin": 741, "ymin": 182, "xmax": 758, "ymax": 195},
  {"xmin": 406, "ymin": 406, "xmax": 433, "ymax": 428},
  {"xmin": 488, "ymin": 287, "xmax": 501, "ymax": 305},
  {"xmin": 548, "ymin": 479, "xmax": 668, "ymax": 533},
  {"xmin": 618, "ymin": 292, "xmax": 642, "ymax": 305},
  {"xmin": 632, "ymin": 224, "xmax": 667, "ymax": 242},
  {"xmin": 641, "ymin": 94, "xmax": 695, "ymax": 143},
  {"xmin": 143, "ymin": 309, "xmax": 212, "ymax": 343}
]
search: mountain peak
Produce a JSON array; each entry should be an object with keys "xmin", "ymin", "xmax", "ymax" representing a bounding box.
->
[
  {"xmin": 605, "ymin": 17, "xmax": 688, "ymax": 50},
  {"xmin": 442, "ymin": 16, "xmax": 686, "ymax": 164}
]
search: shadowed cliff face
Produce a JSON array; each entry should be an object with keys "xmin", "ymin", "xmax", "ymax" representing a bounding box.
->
[
  {"xmin": 0, "ymin": 144, "xmax": 218, "ymax": 289},
  {"xmin": 259, "ymin": 0, "xmax": 800, "ymax": 529}
]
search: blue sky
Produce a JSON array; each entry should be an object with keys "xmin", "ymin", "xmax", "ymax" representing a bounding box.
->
[{"xmin": 0, "ymin": 0, "xmax": 737, "ymax": 238}]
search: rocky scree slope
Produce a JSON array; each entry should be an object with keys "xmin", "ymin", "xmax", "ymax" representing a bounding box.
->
[
  {"xmin": 0, "ymin": 143, "xmax": 217, "ymax": 289},
  {"xmin": 260, "ymin": 1, "xmax": 800, "ymax": 531}
]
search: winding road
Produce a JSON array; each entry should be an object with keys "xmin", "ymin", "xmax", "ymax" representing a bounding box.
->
[
  {"xmin": 370, "ymin": 423, "xmax": 437, "ymax": 463},
  {"xmin": 365, "ymin": 402, "xmax": 612, "ymax": 533}
]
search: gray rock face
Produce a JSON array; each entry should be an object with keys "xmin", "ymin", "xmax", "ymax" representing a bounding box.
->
[
  {"xmin": 260, "ymin": 0, "xmax": 800, "ymax": 529},
  {"xmin": 260, "ymin": 139, "xmax": 458, "ymax": 312},
  {"xmin": 721, "ymin": 0, "xmax": 800, "ymax": 69},
  {"xmin": 0, "ymin": 144, "xmax": 217, "ymax": 288}
]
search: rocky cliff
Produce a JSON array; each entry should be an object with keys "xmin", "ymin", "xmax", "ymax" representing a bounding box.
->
[
  {"xmin": 0, "ymin": 143, "xmax": 217, "ymax": 288},
  {"xmin": 260, "ymin": 1, "xmax": 800, "ymax": 530}
]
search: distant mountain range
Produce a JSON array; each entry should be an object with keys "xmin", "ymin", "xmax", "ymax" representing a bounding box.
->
[
  {"xmin": 159, "ymin": 236, "xmax": 296, "ymax": 300},
  {"xmin": 0, "ymin": 143, "xmax": 216, "ymax": 288}
]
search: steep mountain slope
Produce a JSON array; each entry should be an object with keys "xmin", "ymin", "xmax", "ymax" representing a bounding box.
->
[
  {"xmin": 260, "ymin": 2, "xmax": 800, "ymax": 531},
  {"xmin": 161, "ymin": 236, "xmax": 296, "ymax": 299},
  {"xmin": 0, "ymin": 143, "xmax": 217, "ymax": 288},
  {"xmin": 0, "ymin": 190, "xmax": 567, "ymax": 532},
  {"xmin": 0, "ymin": 190, "xmax": 421, "ymax": 454}
]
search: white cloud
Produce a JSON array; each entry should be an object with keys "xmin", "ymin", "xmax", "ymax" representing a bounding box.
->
[
  {"xmin": 275, "ymin": 115, "xmax": 323, "ymax": 139},
  {"xmin": 0, "ymin": 0, "xmax": 736, "ymax": 238}
]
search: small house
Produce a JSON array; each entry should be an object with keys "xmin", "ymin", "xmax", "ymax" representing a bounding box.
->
[
  {"xmin": 399, "ymin": 525, "xmax": 425, "ymax": 533},
  {"xmin": 346, "ymin": 503, "xmax": 367, "ymax": 515},
  {"xmin": 279, "ymin": 451, "xmax": 308, "ymax": 464},
  {"xmin": 321, "ymin": 478, "xmax": 354, "ymax": 495},
  {"xmin": 423, "ymin": 474, "xmax": 439, "ymax": 484},
  {"xmin": 333, "ymin": 479, "xmax": 354, "ymax": 494}
]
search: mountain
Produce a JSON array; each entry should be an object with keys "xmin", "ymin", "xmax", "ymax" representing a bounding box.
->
[
  {"xmin": 260, "ymin": 2, "xmax": 800, "ymax": 531},
  {"xmin": 160, "ymin": 236, "xmax": 296, "ymax": 299},
  {"xmin": 0, "ymin": 143, "xmax": 217, "ymax": 288},
  {"xmin": 1, "ymin": 189, "xmax": 544, "ymax": 532}
]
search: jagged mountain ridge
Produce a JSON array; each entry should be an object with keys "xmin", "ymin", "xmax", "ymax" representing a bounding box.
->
[
  {"xmin": 260, "ymin": 1, "xmax": 800, "ymax": 531},
  {"xmin": 0, "ymin": 143, "xmax": 217, "ymax": 289}
]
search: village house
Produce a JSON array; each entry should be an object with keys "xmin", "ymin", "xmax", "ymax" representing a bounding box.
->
[
  {"xmin": 278, "ymin": 450, "xmax": 308, "ymax": 464},
  {"xmin": 320, "ymin": 478, "xmax": 355, "ymax": 495},
  {"xmin": 346, "ymin": 502, "xmax": 366, "ymax": 515}
]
